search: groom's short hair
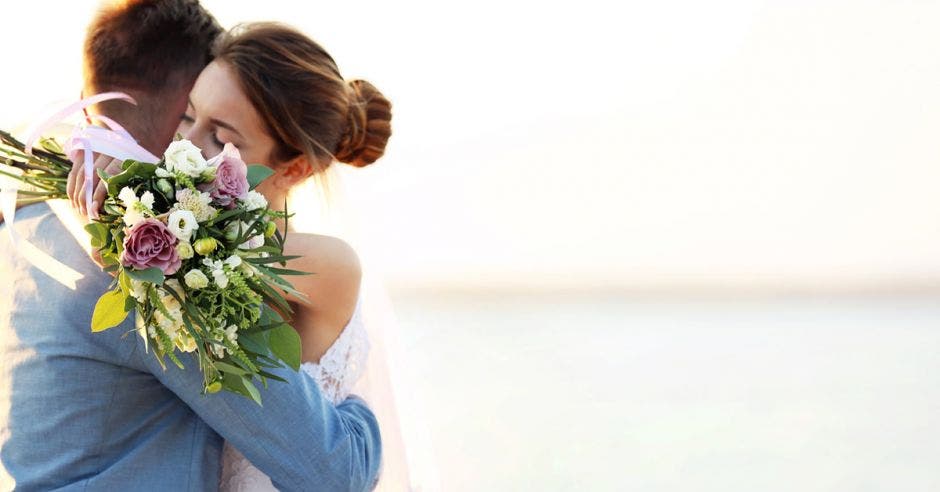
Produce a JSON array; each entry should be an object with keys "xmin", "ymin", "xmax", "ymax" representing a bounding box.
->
[
  {"xmin": 84, "ymin": 0, "xmax": 220, "ymax": 93},
  {"xmin": 82, "ymin": 0, "xmax": 221, "ymax": 150}
]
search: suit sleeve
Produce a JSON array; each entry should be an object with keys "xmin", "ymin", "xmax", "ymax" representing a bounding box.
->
[{"xmin": 139, "ymin": 346, "xmax": 382, "ymax": 492}]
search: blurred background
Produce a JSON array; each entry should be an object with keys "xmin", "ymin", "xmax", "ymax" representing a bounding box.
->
[{"xmin": 3, "ymin": 0, "xmax": 940, "ymax": 490}]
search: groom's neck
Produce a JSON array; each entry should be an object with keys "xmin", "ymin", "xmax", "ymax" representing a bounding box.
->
[{"xmin": 83, "ymin": 84, "xmax": 188, "ymax": 156}]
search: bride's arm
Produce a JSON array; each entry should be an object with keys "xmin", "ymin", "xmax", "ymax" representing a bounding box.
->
[
  {"xmin": 281, "ymin": 234, "xmax": 363, "ymax": 363},
  {"xmin": 135, "ymin": 246, "xmax": 381, "ymax": 491}
]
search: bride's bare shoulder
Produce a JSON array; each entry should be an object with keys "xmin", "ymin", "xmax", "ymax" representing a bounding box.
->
[{"xmin": 283, "ymin": 233, "xmax": 362, "ymax": 312}]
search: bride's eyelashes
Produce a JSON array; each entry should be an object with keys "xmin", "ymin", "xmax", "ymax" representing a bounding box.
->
[{"xmin": 180, "ymin": 113, "xmax": 226, "ymax": 149}]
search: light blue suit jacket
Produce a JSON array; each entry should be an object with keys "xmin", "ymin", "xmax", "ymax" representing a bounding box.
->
[{"xmin": 0, "ymin": 203, "xmax": 381, "ymax": 491}]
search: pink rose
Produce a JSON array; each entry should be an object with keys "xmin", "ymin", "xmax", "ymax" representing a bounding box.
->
[
  {"xmin": 206, "ymin": 143, "xmax": 249, "ymax": 208},
  {"xmin": 121, "ymin": 218, "xmax": 181, "ymax": 275}
]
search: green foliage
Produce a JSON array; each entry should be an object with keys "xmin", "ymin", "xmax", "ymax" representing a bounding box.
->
[
  {"xmin": 106, "ymin": 160, "xmax": 158, "ymax": 195},
  {"xmin": 246, "ymin": 164, "xmax": 274, "ymax": 190},
  {"xmin": 125, "ymin": 267, "xmax": 165, "ymax": 285},
  {"xmin": 91, "ymin": 289, "xmax": 130, "ymax": 332},
  {"xmin": 268, "ymin": 324, "xmax": 302, "ymax": 371},
  {"xmin": 1, "ymin": 128, "xmax": 313, "ymax": 405}
]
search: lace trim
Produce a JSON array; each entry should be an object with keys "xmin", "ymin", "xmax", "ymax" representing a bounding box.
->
[
  {"xmin": 219, "ymin": 295, "xmax": 370, "ymax": 491},
  {"xmin": 301, "ymin": 296, "xmax": 370, "ymax": 405}
]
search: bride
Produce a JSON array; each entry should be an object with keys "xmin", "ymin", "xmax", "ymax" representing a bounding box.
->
[{"xmin": 176, "ymin": 23, "xmax": 404, "ymax": 491}]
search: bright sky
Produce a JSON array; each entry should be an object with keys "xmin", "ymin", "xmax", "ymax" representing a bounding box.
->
[{"xmin": 2, "ymin": 0, "xmax": 940, "ymax": 290}]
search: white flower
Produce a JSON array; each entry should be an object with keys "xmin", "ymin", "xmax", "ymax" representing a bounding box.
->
[
  {"xmin": 213, "ymin": 271, "xmax": 229, "ymax": 289},
  {"xmin": 202, "ymin": 258, "xmax": 229, "ymax": 289},
  {"xmin": 241, "ymin": 190, "xmax": 268, "ymax": 211},
  {"xmin": 164, "ymin": 139, "xmax": 209, "ymax": 178},
  {"xmin": 184, "ymin": 269, "xmax": 209, "ymax": 289},
  {"xmin": 129, "ymin": 278, "xmax": 148, "ymax": 303},
  {"xmin": 140, "ymin": 191, "xmax": 154, "ymax": 210},
  {"xmin": 173, "ymin": 188, "xmax": 217, "ymax": 222},
  {"xmin": 164, "ymin": 279, "xmax": 184, "ymax": 298},
  {"xmin": 118, "ymin": 187, "xmax": 137, "ymax": 207},
  {"xmin": 118, "ymin": 187, "xmax": 155, "ymax": 227},
  {"xmin": 223, "ymin": 324, "xmax": 239, "ymax": 345},
  {"xmin": 175, "ymin": 330, "xmax": 197, "ymax": 353},
  {"xmin": 159, "ymin": 280, "xmax": 183, "ymax": 309},
  {"xmin": 155, "ymin": 167, "xmax": 173, "ymax": 178},
  {"xmin": 167, "ymin": 209, "xmax": 199, "ymax": 242},
  {"xmin": 224, "ymin": 255, "xmax": 242, "ymax": 269},
  {"xmin": 238, "ymin": 234, "xmax": 265, "ymax": 250},
  {"xmin": 177, "ymin": 242, "xmax": 194, "ymax": 260}
]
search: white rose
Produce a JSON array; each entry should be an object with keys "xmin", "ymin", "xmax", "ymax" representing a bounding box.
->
[
  {"xmin": 241, "ymin": 190, "xmax": 268, "ymax": 211},
  {"xmin": 184, "ymin": 269, "xmax": 209, "ymax": 289},
  {"xmin": 167, "ymin": 209, "xmax": 199, "ymax": 242},
  {"xmin": 164, "ymin": 139, "xmax": 209, "ymax": 178}
]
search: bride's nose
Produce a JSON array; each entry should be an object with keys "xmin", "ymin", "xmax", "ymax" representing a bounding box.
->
[{"xmin": 182, "ymin": 127, "xmax": 212, "ymax": 158}]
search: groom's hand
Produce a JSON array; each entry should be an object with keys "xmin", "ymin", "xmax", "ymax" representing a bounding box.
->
[{"xmin": 67, "ymin": 154, "xmax": 122, "ymax": 219}]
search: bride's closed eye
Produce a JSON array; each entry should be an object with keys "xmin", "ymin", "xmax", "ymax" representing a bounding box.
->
[{"xmin": 179, "ymin": 113, "xmax": 225, "ymax": 150}]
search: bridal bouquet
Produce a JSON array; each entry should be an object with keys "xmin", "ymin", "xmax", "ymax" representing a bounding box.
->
[{"xmin": 0, "ymin": 129, "xmax": 304, "ymax": 405}]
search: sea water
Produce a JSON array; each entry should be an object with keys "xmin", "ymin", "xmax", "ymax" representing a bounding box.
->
[{"xmin": 392, "ymin": 292, "xmax": 940, "ymax": 491}]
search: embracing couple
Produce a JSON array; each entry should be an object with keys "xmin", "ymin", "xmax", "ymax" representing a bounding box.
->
[{"xmin": 0, "ymin": 1, "xmax": 400, "ymax": 490}]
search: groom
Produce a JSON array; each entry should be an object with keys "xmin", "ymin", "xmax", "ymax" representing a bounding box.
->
[{"xmin": 0, "ymin": 1, "xmax": 381, "ymax": 491}]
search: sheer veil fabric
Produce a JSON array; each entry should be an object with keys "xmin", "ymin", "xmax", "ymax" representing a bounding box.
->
[{"xmin": 292, "ymin": 174, "xmax": 440, "ymax": 491}]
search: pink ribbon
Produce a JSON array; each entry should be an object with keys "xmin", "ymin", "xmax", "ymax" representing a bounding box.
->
[
  {"xmin": 23, "ymin": 92, "xmax": 159, "ymax": 213},
  {"xmin": 0, "ymin": 92, "xmax": 162, "ymax": 287}
]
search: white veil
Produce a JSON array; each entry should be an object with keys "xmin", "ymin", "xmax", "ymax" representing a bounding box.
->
[{"xmin": 291, "ymin": 172, "xmax": 439, "ymax": 492}]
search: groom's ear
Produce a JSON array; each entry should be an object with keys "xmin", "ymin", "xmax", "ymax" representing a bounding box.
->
[{"xmin": 272, "ymin": 155, "xmax": 314, "ymax": 188}]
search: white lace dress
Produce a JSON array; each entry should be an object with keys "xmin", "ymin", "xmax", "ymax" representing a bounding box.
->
[{"xmin": 219, "ymin": 296, "xmax": 370, "ymax": 491}]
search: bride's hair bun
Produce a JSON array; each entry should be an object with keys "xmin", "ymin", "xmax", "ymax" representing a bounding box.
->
[
  {"xmin": 334, "ymin": 80, "xmax": 393, "ymax": 168},
  {"xmin": 214, "ymin": 23, "xmax": 393, "ymax": 174}
]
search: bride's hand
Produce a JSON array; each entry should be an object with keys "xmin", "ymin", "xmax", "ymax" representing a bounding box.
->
[{"xmin": 66, "ymin": 154, "xmax": 122, "ymax": 219}]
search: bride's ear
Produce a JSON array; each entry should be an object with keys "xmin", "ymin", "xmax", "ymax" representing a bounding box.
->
[{"xmin": 271, "ymin": 155, "xmax": 314, "ymax": 188}]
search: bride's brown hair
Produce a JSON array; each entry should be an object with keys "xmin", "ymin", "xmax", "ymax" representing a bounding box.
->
[{"xmin": 212, "ymin": 23, "xmax": 392, "ymax": 171}]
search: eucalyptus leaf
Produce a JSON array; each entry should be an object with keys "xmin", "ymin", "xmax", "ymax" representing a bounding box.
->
[
  {"xmin": 247, "ymin": 164, "xmax": 274, "ymax": 190},
  {"xmin": 125, "ymin": 267, "xmax": 165, "ymax": 285}
]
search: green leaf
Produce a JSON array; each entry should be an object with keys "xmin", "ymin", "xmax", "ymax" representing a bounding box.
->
[
  {"xmin": 238, "ymin": 331, "xmax": 269, "ymax": 355},
  {"xmin": 107, "ymin": 160, "xmax": 158, "ymax": 196},
  {"xmin": 268, "ymin": 324, "xmax": 301, "ymax": 371},
  {"xmin": 223, "ymin": 373, "xmax": 262, "ymax": 406},
  {"xmin": 205, "ymin": 207, "xmax": 244, "ymax": 226},
  {"xmin": 263, "ymin": 266, "xmax": 310, "ymax": 276},
  {"xmin": 123, "ymin": 296, "xmax": 137, "ymax": 312},
  {"xmin": 247, "ymin": 164, "xmax": 274, "ymax": 190},
  {"xmin": 84, "ymin": 222, "xmax": 109, "ymax": 248},
  {"xmin": 125, "ymin": 267, "xmax": 165, "ymax": 285},
  {"xmin": 96, "ymin": 167, "xmax": 111, "ymax": 182},
  {"xmin": 91, "ymin": 289, "xmax": 130, "ymax": 332},
  {"xmin": 214, "ymin": 361, "xmax": 249, "ymax": 376},
  {"xmin": 118, "ymin": 271, "xmax": 132, "ymax": 296},
  {"xmin": 256, "ymin": 370, "xmax": 288, "ymax": 383}
]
